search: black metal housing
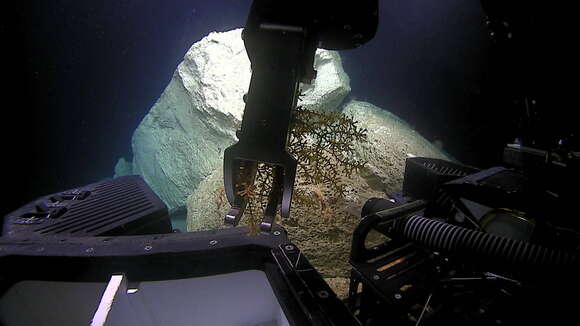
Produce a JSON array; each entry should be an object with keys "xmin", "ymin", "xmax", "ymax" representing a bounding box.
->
[
  {"xmin": 2, "ymin": 176, "xmax": 172, "ymax": 238},
  {"xmin": 402, "ymin": 158, "xmax": 479, "ymax": 201}
]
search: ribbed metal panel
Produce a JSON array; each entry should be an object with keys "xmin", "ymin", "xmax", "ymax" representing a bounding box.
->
[{"xmin": 3, "ymin": 176, "xmax": 170, "ymax": 237}]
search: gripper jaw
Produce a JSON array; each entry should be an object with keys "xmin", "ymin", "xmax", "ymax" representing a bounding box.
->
[{"xmin": 223, "ymin": 142, "xmax": 297, "ymax": 230}]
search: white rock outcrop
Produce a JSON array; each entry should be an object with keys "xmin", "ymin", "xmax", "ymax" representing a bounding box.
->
[
  {"xmin": 128, "ymin": 28, "xmax": 351, "ymax": 211},
  {"xmin": 342, "ymin": 101, "xmax": 449, "ymax": 193},
  {"xmin": 113, "ymin": 157, "xmax": 133, "ymax": 178}
]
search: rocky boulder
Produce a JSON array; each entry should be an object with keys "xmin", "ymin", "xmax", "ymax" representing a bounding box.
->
[
  {"xmin": 343, "ymin": 100, "xmax": 450, "ymax": 194},
  {"xmin": 125, "ymin": 28, "xmax": 351, "ymax": 211},
  {"xmin": 113, "ymin": 157, "xmax": 133, "ymax": 178}
]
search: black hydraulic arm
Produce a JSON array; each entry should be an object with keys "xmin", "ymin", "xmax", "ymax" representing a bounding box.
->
[{"xmin": 223, "ymin": 0, "xmax": 378, "ymax": 232}]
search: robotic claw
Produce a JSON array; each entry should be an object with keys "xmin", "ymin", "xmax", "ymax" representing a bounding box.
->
[{"xmin": 222, "ymin": 0, "xmax": 378, "ymax": 232}]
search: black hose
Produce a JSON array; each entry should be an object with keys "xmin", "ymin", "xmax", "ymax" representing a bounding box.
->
[{"xmin": 392, "ymin": 215, "xmax": 580, "ymax": 267}]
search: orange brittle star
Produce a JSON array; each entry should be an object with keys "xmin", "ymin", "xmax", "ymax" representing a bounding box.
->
[{"xmin": 237, "ymin": 183, "xmax": 256, "ymax": 199}]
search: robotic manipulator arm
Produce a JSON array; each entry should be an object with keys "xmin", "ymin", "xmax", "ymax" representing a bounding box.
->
[{"xmin": 223, "ymin": 0, "xmax": 378, "ymax": 233}]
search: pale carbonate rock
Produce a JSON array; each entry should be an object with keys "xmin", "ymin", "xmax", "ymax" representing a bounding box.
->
[
  {"xmin": 113, "ymin": 157, "xmax": 133, "ymax": 178},
  {"xmin": 129, "ymin": 28, "xmax": 350, "ymax": 211},
  {"xmin": 299, "ymin": 50, "xmax": 350, "ymax": 111},
  {"xmin": 342, "ymin": 100, "xmax": 450, "ymax": 194}
]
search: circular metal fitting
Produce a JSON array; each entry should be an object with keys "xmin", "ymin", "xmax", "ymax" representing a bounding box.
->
[
  {"xmin": 144, "ymin": 245, "xmax": 153, "ymax": 251},
  {"xmin": 284, "ymin": 245, "xmax": 295, "ymax": 251},
  {"xmin": 373, "ymin": 275, "xmax": 380, "ymax": 281},
  {"xmin": 85, "ymin": 248, "xmax": 95, "ymax": 253},
  {"xmin": 273, "ymin": 231, "xmax": 281, "ymax": 236},
  {"xmin": 317, "ymin": 290, "xmax": 329, "ymax": 299},
  {"xmin": 209, "ymin": 240, "xmax": 218, "ymax": 246},
  {"xmin": 394, "ymin": 293, "xmax": 402, "ymax": 300}
]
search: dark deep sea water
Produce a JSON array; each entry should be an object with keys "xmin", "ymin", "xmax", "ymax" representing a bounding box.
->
[{"xmin": 2, "ymin": 0, "xmax": 508, "ymax": 216}]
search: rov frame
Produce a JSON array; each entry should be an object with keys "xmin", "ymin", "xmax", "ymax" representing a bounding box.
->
[{"xmin": 0, "ymin": 224, "xmax": 358, "ymax": 325}]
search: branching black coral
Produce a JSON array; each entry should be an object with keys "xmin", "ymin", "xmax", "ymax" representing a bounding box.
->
[
  {"xmin": 219, "ymin": 105, "xmax": 368, "ymax": 231},
  {"xmin": 235, "ymin": 164, "xmax": 275, "ymax": 235},
  {"xmin": 289, "ymin": 106, "xmax": 367, "ymax": 200}
]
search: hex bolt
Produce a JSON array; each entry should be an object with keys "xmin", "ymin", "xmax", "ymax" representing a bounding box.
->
[
  {"xmin": 317, "ymin": 290, "xmax": 329, "ymax": 299},
  {"xmin": 284, "ymin": 245, "xmax": 295, "ymax": 251},
  {"xmin": 394, "ymin": 293, "xmax": 402, "ymax": 300},
  {"xmin": 209, "ymin": 240, "xmax": 218, "ymax": 246},
  {"xmin": 144, "ymin": 245, "xmax": 153, "ymax": 251}
]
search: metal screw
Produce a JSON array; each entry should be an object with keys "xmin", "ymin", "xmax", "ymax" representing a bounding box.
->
[
  {"xmin": 144, "ymin": 245, "xmax": 152, "ymax": 251},
  {"xmin": 394, "ymin": 293, "xmax": 402, "ymax": 300},
  {"xmin": 284, "ymin": 245, "xmax": 295, "ymax": 251},
  {"xmin": 373, "ymin": 275, "xmax": 380, "ymax": 281},
  {"xmin": 273, "ymin": 231, "xmax": 281, "ymax": 236},
  {"xmin": 86, "ymin": 248, "xmax": 95, "ymax": 253},
  {"xmin": 209, "ymin": 240, "xmax": 218, "ymax": 246},
  {"xmin": 317, "ymin": 290, "xmax": 329, "ymax": 299}
]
